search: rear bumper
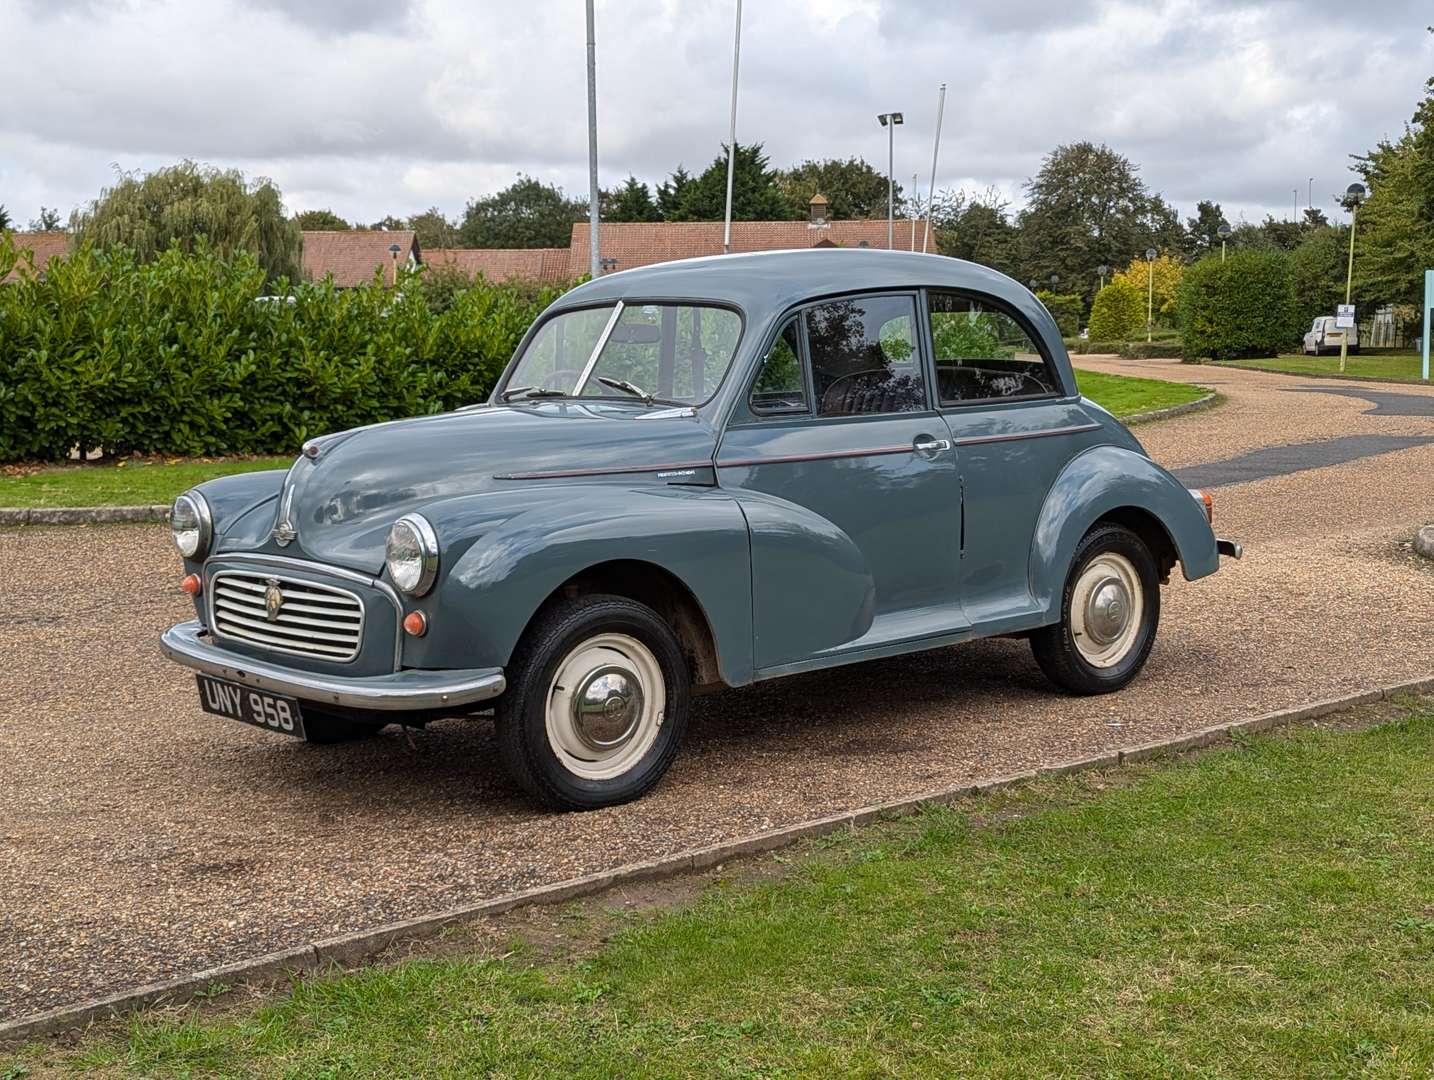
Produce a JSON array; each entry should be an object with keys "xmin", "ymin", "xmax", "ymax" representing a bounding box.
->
[
  {"xmin": 1217, "ymin": 538, "xmax": 1243, "ymax": 559},
  {"xmin": 160, "ymin": 620, "xmax": 506, "ymax": 711}
]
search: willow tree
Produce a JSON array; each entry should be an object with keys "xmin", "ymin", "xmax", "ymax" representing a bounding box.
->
[{"xmin": 71, "ymin": 161, "xmax": 302, "ymax": 283}]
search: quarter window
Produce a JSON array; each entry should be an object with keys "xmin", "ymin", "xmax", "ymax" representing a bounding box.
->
[
  {"xmin": 928, "ymin": 291, "xmax": 1060, "ymax": 404},
  {"xmin": 750, "ymin": 317, "xmax": 808, "ymax": 413},
  {"xmin": 805, "ymin": 295, "xmax": 926, "ymax": 417}
]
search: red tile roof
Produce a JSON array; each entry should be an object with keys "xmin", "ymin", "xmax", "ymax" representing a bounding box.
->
[
  {"xmin": 424, "ymin": 247, "xmax": 573, "ymax": 283},
  {"xmin": 301, "ymin": 230, "xmax": 418, "ymax": 287},
  {"xmin": 3, "ymin": 232, "xmax": 70, "ymax": 283}
]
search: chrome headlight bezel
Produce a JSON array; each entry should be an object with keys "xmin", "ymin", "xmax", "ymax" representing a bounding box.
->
[
  {"xmin": 386, "ymin": 513, "xmax": 440, "ymax": 596},
  {"xmin": 170, "ymin": 491, "xmax": 213, "ymax": 560}
]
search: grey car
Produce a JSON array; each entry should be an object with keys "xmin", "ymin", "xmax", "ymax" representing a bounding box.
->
[{"xmin": 161, "ymin": 249, "xmax": 1239, "ymax": 809}]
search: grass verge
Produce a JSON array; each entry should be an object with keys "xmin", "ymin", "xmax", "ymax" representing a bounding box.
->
[
  {"xmin": 1217, "ymin": 351, "xmax": 1430, "ymax": 384},
  {"xmin": 0, "ymin": 457, "xmax": 292, "ymax": 509},
  {"xmin": 1074, "ymin": 368, "xmax": 1212, "ymax": 416},
  {"xmin": 10, "ymin": 698, "xmax": 1433, "ymax": 1077}
]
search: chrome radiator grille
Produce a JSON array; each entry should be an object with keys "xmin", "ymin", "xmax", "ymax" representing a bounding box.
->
[{"xmin": 209, "ymin": 571, "xmax": 364, "ymax": 662}]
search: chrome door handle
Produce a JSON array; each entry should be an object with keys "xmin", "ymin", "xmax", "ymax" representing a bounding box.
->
[{"xmin": 913, "ymin": 436, "xmax": 952, "ymax": 455}]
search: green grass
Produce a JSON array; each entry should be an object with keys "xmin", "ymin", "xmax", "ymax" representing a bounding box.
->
[
  {"xmin": 0, "ymin": 457, "xmax": 292, "ymax": 509},
  {"xmin": 1218, "ymin": 350, "xmax": 1430, "ymax": 384},
  {"xmin": 1075, "ymin": 368, "xmax": 1211, "ymax": 416},
  {"xmin": 13, "ymin": 701, "xmax": 1434, "ymax": 1078}
]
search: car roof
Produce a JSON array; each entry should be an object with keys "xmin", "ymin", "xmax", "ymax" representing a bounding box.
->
[{"xmin": 551, "ymin": 248, "xmax": 1060, "ymax": 337}]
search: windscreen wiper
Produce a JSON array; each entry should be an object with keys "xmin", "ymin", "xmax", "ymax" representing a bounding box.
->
[
  {"xmin": 499, "ymin": 385, "xmax": 568, "ymax": 401},
  {"xmin": 595, "ymin": 376, "xmax": 684, "ymax": 407}
]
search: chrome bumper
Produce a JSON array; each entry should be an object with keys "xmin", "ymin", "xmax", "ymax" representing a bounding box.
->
[
  {"xmin": 1217, "ymin": 538, "xmax": 1243, "ymax": 559},
  {"xmin": 160, "ymin": 620, "xmax": 506, "ymax": 711}
]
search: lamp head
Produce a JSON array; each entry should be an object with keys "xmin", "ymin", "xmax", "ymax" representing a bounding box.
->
[
  {"xmin": 1144, "ymin": 247, "xmax": 1157, "ymax": 261},
  {"xmin": 1342, "ymin": 182, "xmax": 1367, "ymax": 209}
]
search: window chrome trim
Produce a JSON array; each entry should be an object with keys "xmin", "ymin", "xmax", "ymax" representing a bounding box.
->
[
  {"xmin": 571, "ymin": 300, "xmax": 625, "ymax": 397},
  {"xmin": 202, "ymin": 553, "xmax": 405, "ymax": 669}
]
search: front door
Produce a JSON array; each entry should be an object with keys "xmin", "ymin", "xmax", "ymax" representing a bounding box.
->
[{"xmin": 718, "ymin": 293, "xmax": 966, "ymax": 674}]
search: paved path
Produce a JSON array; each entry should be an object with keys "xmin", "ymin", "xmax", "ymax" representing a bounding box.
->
[{"xmin": 3, "ymin": 359, "xmax": 1433, "ymax": 1022}]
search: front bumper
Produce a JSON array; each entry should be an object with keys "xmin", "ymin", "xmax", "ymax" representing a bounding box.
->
[{"xmin": 160, "ymin": 620, "xmax": 506, "ymax": 711}]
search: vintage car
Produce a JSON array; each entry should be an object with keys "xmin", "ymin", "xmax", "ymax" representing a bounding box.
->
[{"xmin": 161, "ymin": 249, "xmax": 1240, "ymax": 810}]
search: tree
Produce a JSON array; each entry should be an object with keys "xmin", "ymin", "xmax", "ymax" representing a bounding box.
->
[
  {"xmin": 369, "ymin": 215, "xmax": 407, "ymax": 231},
  {"xmin": 408, "ymin": 206, "xmax": 457, "ymax": 249},
  {"xmin": 0, "ymin": 205, "xmax": 10, "ymax": 231},
  {"xmin": 1088, "ymin": 280, "xmax": 1146, "ymax": 341},
  {"xmin": 660, "ymin": 143, "xmax": 798, "ymax": 222},
  {"xmin": 1289, "ymin": 226, "xmax": 1349, "ymax": 329},
  {"xmin": 604, "ymin": 176, "xmax": 660, "ymax": 222},
  {"xmin": 29, "ymin": 207, "xmax": 64, "ymax": 231},
  {"xmin": 1186, "ymin": 200, "xmax": 1227, "ymax": 259},
  {"xmin": 294, "ymin": 208, "xmax": 350, "ymax": 230},
  {"xmin": 70, "ymin": 161, "xmax": 302, "ymax": 283},
  {"xmin": 1014, "ymin": 142, "xmax": 1178, "ymax": 305},
  {"xmin": 1112, "ymin": 253, "xmax": 1184, "ymax": 323},
  {"xmin": 929, "ymin": 188, "xmax": 1016, "ymax": 273},
  {"xmin": 656, "ymin": 166, "xmax": 694, "ymax": 220},
  {"xmin": 775, "ymin": 157, "xmax": 898, "ymax": 220},
  {"xmin": 457, "ymin": 175, "xmax": 586, "ymax": 248},
  {"xmin": 1352, "ymin": 55, "xmax": 1434, "ymax": 307}
]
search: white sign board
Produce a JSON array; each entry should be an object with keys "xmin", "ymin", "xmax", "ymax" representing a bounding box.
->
[{"xmin": 1336, "ymin": 304, "xmax": 1356, "ymax": 329}]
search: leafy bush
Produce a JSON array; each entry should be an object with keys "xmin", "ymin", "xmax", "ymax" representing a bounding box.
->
[
  {"xmin": 1087, "ymin": 280, "xmax": 1145, "ymax": 341},
  {"xmin": 1177, "ymin": 250, "xmax": 1300, "ymax": 360},
  {"xmin": 1119, "ymin": 341, "xmax": 1185, "ymax": 359},
  {"xmin": 1034, "ymin": 291, "xmax": 1083, "ymax": 337},
  {"xmin": 1070, "ymin": 340, "xmax": 1127, "ymax": 355},
  {"xmin": 0, "ymin": 238, "xmax": 574, "ymax": 462}
]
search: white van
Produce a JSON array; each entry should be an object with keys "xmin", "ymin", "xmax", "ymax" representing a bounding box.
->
[{"xmin": 1303, "ymin": 316, "xmax": 1359, "ymax": 355}]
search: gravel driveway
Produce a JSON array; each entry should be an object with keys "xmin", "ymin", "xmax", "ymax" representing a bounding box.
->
[{"xmin": 3, "ymin": 359, "xmax": 1432, "ymax": 1022}]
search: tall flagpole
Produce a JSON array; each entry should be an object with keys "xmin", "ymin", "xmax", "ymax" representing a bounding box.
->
[
  {"xmin": 585, "ymin": 0, "xmax": 600, "ymax": 277},
  {"xmin": 722, "ymin": 0, "xmax": 743, "ymax": 255},
  {"xmin": 921, "ymin": 83, "xmax": 946, "ymax": 254}
]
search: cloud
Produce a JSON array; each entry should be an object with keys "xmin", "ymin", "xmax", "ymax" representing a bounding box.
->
[{"xmin": 0, "ymin": 0, "xmax": 1429, "ymax": 230}]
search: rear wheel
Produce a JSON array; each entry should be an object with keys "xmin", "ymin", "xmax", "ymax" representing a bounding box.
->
[
  {"xmin": 1030, "ymin": 523, "xmax": 1160, "ymax": 695},
  {"xmin": 496, "ymin": 595, "xmax": 690, "ymax": 810}
]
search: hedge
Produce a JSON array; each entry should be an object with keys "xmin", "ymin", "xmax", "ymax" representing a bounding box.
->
[
  {"xmin": 1177, "ymin": 250, "xmax": 1300, "ymax": 361},
  {"xmin": 0, "ymin": 239, "xmax": 575, "ymax": 462},
  {"xmin": 1087, "ymin": 280, "xmax": 1145, "ymax": 342},
  {"xmin": 1034, "ymin": 291, "xmax": 1083, "ymax": 338},
  {"xmin": 1119, "ymin": 341, "xmax": 1185, "ymax": 359}
]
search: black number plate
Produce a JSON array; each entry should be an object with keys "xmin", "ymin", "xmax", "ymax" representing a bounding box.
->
[{"xmin": 196, "ymin": 674, "xmax": 306, "ymax": 739}]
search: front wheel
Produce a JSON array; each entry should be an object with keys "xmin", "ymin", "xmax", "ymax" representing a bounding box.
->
[
  {"xmin": 496, "ymin": 595, "xmax": 690, "ymax": 810},
  {"xmin": 1030, "ymin": 523, "xmax": 1160, "ymax": 695}
]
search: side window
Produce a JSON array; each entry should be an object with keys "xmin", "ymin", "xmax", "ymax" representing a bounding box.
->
[
  {"xmin": 805, "ymin": 295, "xmax": 926, "ymax": 417},
  {"xmin": 750, "ymin": 317, "xmax": 808, "ymax": 414},
  {"xmin": 928, "ymin": 291, "xmax": 1060, "ymax": 405}
]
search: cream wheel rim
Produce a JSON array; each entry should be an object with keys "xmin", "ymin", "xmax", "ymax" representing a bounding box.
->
[
  {"xmin": 1070, "ymin": 552, "xmax": 1143, "ymax": 668},
  {"xmin": 545, "ymin": 633, "xmax": 665, "ymax": 780}
]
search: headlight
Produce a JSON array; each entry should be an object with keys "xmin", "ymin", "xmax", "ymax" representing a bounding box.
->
[
  {"xmin": 386, "ymin": 514, "xmax": 439, "ymax": 595},
  {"xmin": 170, "ymin": 491, "xmax": 212, "ymax": 560}
]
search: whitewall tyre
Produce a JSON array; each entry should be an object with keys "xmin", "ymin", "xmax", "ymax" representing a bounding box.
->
[
  {"xmin": 1030, "ymin": 523, "xmax": 1160, "ymax": 695},
  {"xmin": 496, "ymin": 595, "xmax": 690, "ymax": 810}
]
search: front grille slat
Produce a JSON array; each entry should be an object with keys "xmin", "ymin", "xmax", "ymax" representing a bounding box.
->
[{"xmin": 209, "ymin": 570, "xmax": 364, "ymax": 663}]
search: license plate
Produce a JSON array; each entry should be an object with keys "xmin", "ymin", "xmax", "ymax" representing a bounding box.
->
[{"xmin": 196, "ymin": 674, "xmax": 306, "ymax": 739}]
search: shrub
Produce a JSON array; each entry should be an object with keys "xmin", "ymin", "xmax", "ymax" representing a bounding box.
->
[
  {"xmin": 0, "ymin": 237, "xmax": 574, "ymax": 462},
  {"xmin": 1119, "ymin": 341, "xmax": 1185, "ymax": 359},
  {"xmin": 1177, "ymin": 250, "xmax": 1300, "ymax": 360},
  {"xmin": 1072, "ymin": 340, "xmax": 1127, "ymax": 355},
  {"xmin": 1034, "ymin": 291, "xmax": 1083, "ymax": 337},
  {"xmin": 1087, "ymin": 280, "xmax": 1145, "ymax": 341}
]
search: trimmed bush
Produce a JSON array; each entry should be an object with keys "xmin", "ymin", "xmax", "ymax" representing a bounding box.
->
[
  {"xmin": 1034, "ymin": 291, "xmax": 1083, "ymax": 338},
  {"xmin": 1119, "ymin": 341, "xmax": 1185, "ymax": 359},
  {"xmin": 0, "ymin": 238, "xmax": 574, "ymax": 462},
  {"xmin": 1177, "ymin": 250, "xmax": 1300, "ymax": 360},
  {"xmin": 1087, "ymin": 280, "xmax": 1145, "ymax": 342},
  {"xmin": 1071, "ymin": 340, "xmax": 1128, "ymax": 355}
]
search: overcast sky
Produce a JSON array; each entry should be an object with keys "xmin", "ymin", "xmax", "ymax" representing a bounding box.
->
[{"xmin": 2, "ymin": 0, "xmax": 1430, "ymax": 232}]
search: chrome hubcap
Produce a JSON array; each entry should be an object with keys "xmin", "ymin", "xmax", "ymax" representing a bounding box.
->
[
  {"xmin": 1070, "ymin": 553, "xmax": 1143, "ymax": 668},
  {"xmin": 571, "ymin": 667, "xmax": 644, "ymax": 752},
  {"xmin": 546, "ymin": 633, "xmax": 665, "ymax": 781}
]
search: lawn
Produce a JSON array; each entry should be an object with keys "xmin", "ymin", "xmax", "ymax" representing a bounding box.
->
[
  {"xmin": 1074, "ymin": 367, "xmax": 1212, "ymax": 417},
  {"xmin": 0, "ymin": 457, "xmax": 292, "ymax": 509},
  {"xmin": 12, "ymin": 699, "xmax": 1433, "ymax": 1077},
  {"xmin": 0, "ymin": 372, "xmax": 1211, "ymax": 509},
  {"xmin": 1218, "ymin": 350, "xmax": 1430, "ymax": 384}
]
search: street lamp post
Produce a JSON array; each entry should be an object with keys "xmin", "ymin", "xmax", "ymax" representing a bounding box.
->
[
  {"xmin": 1338, "ymin": 182, "xmax": 1366, "ymax": 374},
  {"xmin": 1097, "ymin": 264, "xmax": 1109, "ymax": 290},
  {"xmin": 1218, "ymin": 221, "xmax": 1231, "ymax": 262},
  {"xmin": 388, "ymin": 242, "xmax": 401, "ymax": 288},
  {"xmin": 585, "ymin": 0, "xmax": 600, "ymax": 277},
  {"xmin": 721, "ymin": 0, "xmax": 742, "ymax": 255},
  {"xmin": 1144, "ymin": 247, "xmax": 1157, "ymax": 343},
  {"xmin": 877, "ymin": 111, "xmax": 903, "ymax": 249},
  {"xmin": 1308, "ymin": 176, "xmax": 1314, "ymax": 211}
]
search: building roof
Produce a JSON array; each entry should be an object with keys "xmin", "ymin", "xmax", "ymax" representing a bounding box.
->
[
  {"xmin": 3, "ymin": 232, "xmax": 70, "ymax": 283},
  {"xmin": 568, "ymin": 219, "xmax": 931, "ymax": 277},
  {"xmin": 424, "ymin": 247, "xmax": 572, "ymax": 284},
  {"xmin": 301, "ymin": 230, "xmax": 419, "ymax": 287}
]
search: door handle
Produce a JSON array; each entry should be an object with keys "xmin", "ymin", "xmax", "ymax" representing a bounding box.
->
[{"xmin": 913, "ymin": 435, "xmax": 952, "ymax": 456}]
